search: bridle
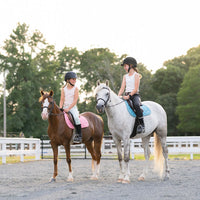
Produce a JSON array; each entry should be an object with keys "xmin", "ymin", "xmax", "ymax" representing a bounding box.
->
[
  {"xmin": 41, "ymin": 97, "xmax": 64, "ymax": 116},
  {"xmin": 96, "ymin": 87, "xmax": 124, "ymax": 108},
  {"xmin": 96, "ymin": 87, "xmax": 110, "ymax": 106}
]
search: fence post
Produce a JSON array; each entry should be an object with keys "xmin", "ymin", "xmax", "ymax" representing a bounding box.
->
[
  {"xmin": 20, "ymin": 142, "xmax": 24, "ymax": 162},
  {"xmin": 101, "ymin": 139, "xmax": 105, "ymax": 155},
  {"xmin": 2, "ymin": 143, "xmax": 6, "ymax": 164},
  {"xmin": 35, "ymin": 140, "xmax": 40, "ymax": 160},
  {"xmin": 190, "ymin": 141, "xmax": 193, "ymax": 160},
  {"xmin": 41, "ymin": 137, "xmax": 44, "ymax": 159},
  {"xmin": 84, "ymin": 144, "xmax": 87, "ymax": 159}
]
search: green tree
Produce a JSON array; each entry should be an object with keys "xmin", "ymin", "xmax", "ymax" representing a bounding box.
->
[
  {"xmin": 0, "ymin": 23, "xmax": 61, "ymax": 137},
  {"xmin": 176, "ymin": 65, "xmax": 200, "ymax": 135},
  {"xmin": 152, "ymin": 65, "xmax": 185, "ymax": 94},
  {"xmin": 77, "ymin": 48, "xmax": 124, "ymax": 93},
  {"xmin": 137, "ymin": 63, "xmax": 155, "ymax": 101},
  {"xmin": 57, "ymin": 46, "xmax": 80, "ymax": 73},
  {"xmin": 158, "ymin": 44, "xmax": 200, "ymax": 135},
  {"xmin": 151, "ymin": 65, "xmax": 185, "ymax": 135}
]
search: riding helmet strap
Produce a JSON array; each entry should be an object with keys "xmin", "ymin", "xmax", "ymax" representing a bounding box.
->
[{"xmin": 68, "ymin": 81, "xmax": 74, "ymax": 86}]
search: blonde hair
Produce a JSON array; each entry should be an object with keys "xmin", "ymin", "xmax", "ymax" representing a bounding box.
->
[{"xmin": 130, "ymin": 65, "xmax": 142, "ymax": 79}]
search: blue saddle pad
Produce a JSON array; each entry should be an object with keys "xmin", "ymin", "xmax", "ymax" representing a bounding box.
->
[{"xmin": 125, "ymin": 101, "xmax": 151, "ymax": 117}]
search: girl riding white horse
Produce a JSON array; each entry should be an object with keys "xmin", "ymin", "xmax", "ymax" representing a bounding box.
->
[{"xmin": 95, "ymin": 81, "xmax": 170, "ymax": 183}]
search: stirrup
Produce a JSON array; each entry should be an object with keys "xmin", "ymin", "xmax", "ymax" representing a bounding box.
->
[
  {"xmin": 73, "ymin": 135, "xmax": 82, "ymax": 143},
  {"xmin": 136, "ymin": 125, "xmax": 145, "ymax": 134}
]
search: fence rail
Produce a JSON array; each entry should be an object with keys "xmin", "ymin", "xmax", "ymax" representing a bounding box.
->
[
  {"xmin": 1, "ymin": 136, "xmax": 200, "ymax": 163},
  {"xmin": 0, "ymin": 138, "xmax": 40, "ymax": 164},
  {"xmin": 41, "ymin": 136, "xmax": 200, "ymax": 160}
]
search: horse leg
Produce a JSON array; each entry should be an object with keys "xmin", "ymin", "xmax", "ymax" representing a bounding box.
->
[
  {"xmin": 85, "ymin": 141, "xmax": 98, "ymax": 180},
  {"xmin": 160, "ymin": 136, "xmax": 170, "ymax": 180},
  {"xmin": 93, "ymin": 139, "xmax": 102, "ymax": 178},
  {"xmin": 138, "ymin": 135, "xmax": 151, "ymax": 181},
  {"xmin": 122, "ymin": 138, "xmax": 131, "ymax": 183},
  {"xmin": 64, "ymin": 144, "xmax": 73, "ymax": 182},
  {"xmin": 49, "ymin": 143, "xmax": 58, "ymax": 182},
  {"xmin": 112, "ymin": 137, "xmax": 124, "ymax": 183}
]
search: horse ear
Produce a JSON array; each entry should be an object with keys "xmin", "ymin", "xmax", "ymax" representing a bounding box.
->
[
  {"xmin": 96, "ymin": 80, "xmax": 101, "ymax": 86},
  {"xmin": 49, "ymin": 90, "xmax": 54, "ymax": 96},
  {"xmin": 40, "ymin": 90, "xmax": 44, "ymax": 96},
  {"xmin": 105, "ymin": 80, "xmax": 109, "ymax": 86}
]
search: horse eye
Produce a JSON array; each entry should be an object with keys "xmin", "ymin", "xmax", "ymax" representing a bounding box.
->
[{"xmin": 106, "ymin": 92, "xmax": 109, "ymax": 96}]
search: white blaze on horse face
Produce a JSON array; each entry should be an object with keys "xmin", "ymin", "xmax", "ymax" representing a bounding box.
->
[{"xmin": 41, "ymin": 98, "xmax": 49, "ymax": 120}]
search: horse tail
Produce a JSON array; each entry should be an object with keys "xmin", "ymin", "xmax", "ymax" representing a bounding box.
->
[{"xmin": 154, "ymin": 132, "xmax": 164, "ymax": 177}]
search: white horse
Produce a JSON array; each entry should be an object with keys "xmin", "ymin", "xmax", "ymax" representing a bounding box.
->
[{"xmin": 95, "ymin": 81, "xmax": 170, "ymax": 183}]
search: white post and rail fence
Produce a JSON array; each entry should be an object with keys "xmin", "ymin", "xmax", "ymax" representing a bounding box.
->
[
  {"xmin": 0, "ymin": 136, "xmax": 200, "ymax": 164},
  {"xmin": 0, "ymin": 138, "xmax": 40, "ymax": 164}
]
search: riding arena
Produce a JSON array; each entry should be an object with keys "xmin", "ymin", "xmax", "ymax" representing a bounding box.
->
[{"xmin": 0, "ymin": 89, "xmax": 200, "ymax": 200}]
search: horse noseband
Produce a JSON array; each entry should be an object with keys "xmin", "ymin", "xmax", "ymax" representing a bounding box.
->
[{"xmin": 96, "ymin": 87, "xmax": 110, "ymax": 107}]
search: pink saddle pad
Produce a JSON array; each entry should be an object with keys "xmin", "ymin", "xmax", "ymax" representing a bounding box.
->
[{"xmin": 64, "ymin": 112, "xmax": 89, "ymax": 129}]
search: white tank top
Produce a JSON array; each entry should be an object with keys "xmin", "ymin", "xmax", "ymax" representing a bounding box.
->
[
  {"xmin": 125, "ymin": 72, "xmax": 139, "ymax": 93},
  {"xmin": 63, "ymin": 86, "xmax": 76, "ymax": 108}
]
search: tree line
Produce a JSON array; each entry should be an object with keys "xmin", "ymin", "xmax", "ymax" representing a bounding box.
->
[{"xmin": 0, "ymin": 23, "xmax": 199, "ymax": 138}]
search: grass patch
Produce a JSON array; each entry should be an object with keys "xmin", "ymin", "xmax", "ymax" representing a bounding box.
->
[
  {"xmin": 1, "ymin": 154, "xmax": 200, "ymax": 164},
  {"xmin": 0, "ymin": 155, "xmax": 36, "ymax": 164},
  {"xmin": 133, "ymin": 154, "xmax": 200, "ymax": 160}
]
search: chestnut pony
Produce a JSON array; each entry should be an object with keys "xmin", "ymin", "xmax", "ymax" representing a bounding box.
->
[{"xmin": 39, "ymin": 90, "xmax": 104, "ymax": 182}]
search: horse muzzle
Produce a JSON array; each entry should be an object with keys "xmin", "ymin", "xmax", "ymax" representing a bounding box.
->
[
  {"xmin": 41, "ymin": 112, "xmax": 49, "ymax": 120},
  {"xmin": 96, "ymin": 103, "xmax": 105, "ymax": 114}
]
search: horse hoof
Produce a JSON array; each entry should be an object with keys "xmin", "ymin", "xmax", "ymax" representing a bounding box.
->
[
  {"xmin": 163, "ymin": 176, "xmax": 169, "ymax": 181},
  {"xmin": 138, "ymin": 176, "xmax": 145, "ymax": 181},
  {"xmin": 67, "ymin": 177, "xmax": 74, "ymax": 182},
  {"xmin": 49, "ymin": 177, "xmax": 56, "ymax": 183},
  {"xmin": 90, "ymin": 176, "xmax": 98, "ymax": 180},
  {"xmin": 122, "ymin": 179, "xmax": 130, "ymax": 184}
]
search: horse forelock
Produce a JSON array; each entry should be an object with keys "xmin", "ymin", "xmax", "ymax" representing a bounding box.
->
[
  {"xmin": 39, "ymin": 92, "xmax": 51, "ymax": 103},
  {"xmin": 95, "ymin": 83, "xmax": 110, "ymax": 95}
]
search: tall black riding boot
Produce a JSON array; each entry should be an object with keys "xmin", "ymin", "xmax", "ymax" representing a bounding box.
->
[
  {"xmin": 74, "ymin": 124, "xmax": 82, "ymax": 143},
  {"xmin": 137, "ymin": 117, "xmax": 145, "ymax": 134}
]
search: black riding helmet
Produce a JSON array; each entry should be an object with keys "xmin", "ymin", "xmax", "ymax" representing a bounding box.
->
[
  {"xmin": 65, "ymin": 71, "xmax": 77, "ymax": 82},
  {"xmin": 121, "ymin": 57, "xmax": 137, "ymax": 68}
]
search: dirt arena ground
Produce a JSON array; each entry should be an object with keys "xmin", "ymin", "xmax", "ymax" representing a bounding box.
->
[{"xmin": 0, "ymin": 159, "xmax": 200, "ymax": 200}]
